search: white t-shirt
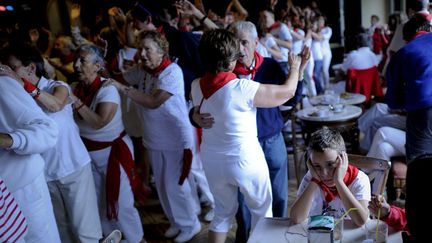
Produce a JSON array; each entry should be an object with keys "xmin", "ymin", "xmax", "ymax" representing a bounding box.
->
[
  {"xmin": 37, "ymin": 77, "xmax": 91, "ymax": 181},
  {"xmin": 190, "ymin": 77, "xmax": 260, "ymax": 153},
  {"xmin": 291, "ymin": 28, "xmax": 305, "ymax": 55},
  {"xmin": 341, "ymin": 47, "xmax": 379, "ymax": 72},
  {"xmin": 297, "ymin": 170, "xmax": 371, "ymax": 219},
  {"xmin": 270, "ymin": 23, "xmax": 292, "ymax": 62},
  {"xmin": 256, "ymin": 42, "xmax": 271, "ymax": 58},
  {"xmin": 76, "ymin": 82, "xmax": 124, "ymax": 141},
  {"xmin": 123, "ymin": 63, "xmax": 193, "ymax": 150},
  {"xmin": 312, "ymin": 38, "xmax": 323, "ymax": 61},
  {"xmin": 321, "ymin": 27, "xmax": 333, "ymax": 56}
]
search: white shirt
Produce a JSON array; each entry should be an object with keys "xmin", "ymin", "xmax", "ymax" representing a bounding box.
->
[
  {"xmin": 37, "ymin": 77, "xmax": 91, "ymax": 181},
  {"xmin": 190, "ymin": 78, "xmax": 260, "ymax": 153},
  {"xmin": 270, "ymin": 23, "xmax": 292, "ymax": 62},
  {"xmin": 341, "ymin": 47, "xmax": 379, "ymax": 72},
  {"xmin": 291, "ymin": 28, "xmax": 305, "ymax": 55},
  {"xmin": 312, "ymin": 38, "xmax": 323, "ymax": 60},
  {"xmin": 297, "ymin": 170, "xmax": 371, "ymax": 219},
  {"xmin": 321, "ymin": 26, "xmax": 333, "ymax": 56},
  {"xmin": 76, "ymin": 82, "xmax": 124, "ymax": 141},
  {"xmin": 0, "ymin": 77, "xmax": 58, "ymax": 192},
  {"xmin": 123, "ymin": 63, "xmax": 193, "ymax": 150}
]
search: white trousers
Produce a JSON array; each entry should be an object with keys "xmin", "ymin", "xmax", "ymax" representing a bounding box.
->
[
  {"xmin": 367, "ymin": 126, "xmax": 406, "ymax": 161},
  {"xmin": 12, "ymin": 172, "xmax": 61, "ymax": 243},
  {"xmin": 321, "ymin": 52, "xmax": 332, "ymax": 89},
  {"xmin": 201, "ymin": 142, "xmax": 273, "ymax": 233},
  {"xmin": 90, "ymin": 136, "xmax": 144, "ymax": 243},
  {"xmin": 148, "ymin": 149, "xmax": 200, "ymax": 230},
  {"xmin": 48, "ymin": 163, "xmax": 102, "ymax": 243}
]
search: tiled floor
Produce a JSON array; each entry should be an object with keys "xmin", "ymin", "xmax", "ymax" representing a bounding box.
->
[{"xmin": 139, "ymin": 154, "xmax": 301, "ymax": 243}]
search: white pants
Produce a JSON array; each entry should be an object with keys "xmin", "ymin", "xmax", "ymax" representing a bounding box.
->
[
  {"xmin": 358, "ymin": 103, "xmax": 406, "ymax": 151},
  {"xmin": 148, "ymin": 149, "xmax": 200, "ymax": 230},
  {"xmin": 12, "ymin": 172, "xmax": 61, "ymax": 243},
  {"xmin": 201, "ymin": 142, "xmax": 273, "ymax": 233},
  {"xmin": 48, "ymin": 163, "xmax": 102, "ymax": 243},
  {"xmin": 321, "ymin": 52, "xmax": 332, "ymax": 89},
  {"xmin": 367, "ymin": 127, "xmax": 406, "ymax": 161},
  {"xmin": 90, "ymin": 136, "xmax": 144, "ymax": 243}
]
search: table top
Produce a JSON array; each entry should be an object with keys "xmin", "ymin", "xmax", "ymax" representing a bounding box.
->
[
  {"xmin": 296, "ymin": 105, "xmax": 363, "ymax": 122},
  {"xmin": 248, "ymin": 217, "xmax": 402, "ymax": 243},
  {"xmin": 309, "ymin": 93, "xmax": 366, "ymax": 106}
]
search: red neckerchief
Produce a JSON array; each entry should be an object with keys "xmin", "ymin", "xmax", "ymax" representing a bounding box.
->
[
  {"xmin": 81, "ymin": 131, "xmax": 142, "ymax": 220},
  {"xmin": 143, "ymin": 58, "xmax": 172, "ymax": 76},
  {"xmin": 156, "ymin": 25, "xmax": 165, "ymax": 35},
  {"xmin": 74, "ymin": 76, "xmax": 103, "ymax": 107},
  {"xmin": 267, "ymin": 22, "xmax": 281, "ymax": 33},
  {"xmin": 61, "ymin": 52, "xmax": 75, "ymax": 64},
  {"xmin": 312, "ymin": 164, "xmax": 359, "ymax": 203},
  {"xmin": 200, "ymin": 72, "xmax": 237, "ymax": 99},
  {"xmin": 408, "ymin": 31, "xmax": 429, "ymax": 43},
  {"xmin": 233, "ymin": 51, "xmax": 264, "ymax": 80}
]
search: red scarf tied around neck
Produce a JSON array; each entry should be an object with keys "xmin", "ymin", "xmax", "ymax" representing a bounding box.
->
[
  {"xmin": 312, "ymin": 164, "xmax": 359, "ymax": 203},
  {"xmin": 200, "ymin": 72, "xmax": 237, "ymax": 99},
  {"xmin": 143, "ymin": 58, "xmax": 172, "ymax": 76},
  {"xmin": 233, "ymin": 51, "xmax": 264, "ymax": 80},
  {"xmin": 267, "ymin": 22, "xmax": 281, "ymax": 33},
  {"xmin": 74, "ymin": 76, "xmax": 103, "ymax": 107}
]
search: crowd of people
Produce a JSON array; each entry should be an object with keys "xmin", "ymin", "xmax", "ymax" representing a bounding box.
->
[{"xmin": 0, "ymin": 0, "xmax": 432, "ymax": 242}]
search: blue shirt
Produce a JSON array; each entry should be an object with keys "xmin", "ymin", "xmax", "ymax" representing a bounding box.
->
[{"xmin": 386, "ymin": 33, "xmax": 432, "ymax": 112}]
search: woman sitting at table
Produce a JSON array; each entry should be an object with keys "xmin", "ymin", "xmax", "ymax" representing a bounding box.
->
[{"xmin": 290, "ymin": 127, "xmax": 370, "ymax": 226}]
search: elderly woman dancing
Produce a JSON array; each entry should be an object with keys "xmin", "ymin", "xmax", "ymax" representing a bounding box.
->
[
  {"xmin": 71, "ymin": 44, "xmax": 144, "ymax": 243},
  {"xmin": 190, "ymin": 29, "xmax": 305, "ymax": 243},
  {"xmin": 107, "ymin": 31, "xmax": 201, "ymax": 243}
]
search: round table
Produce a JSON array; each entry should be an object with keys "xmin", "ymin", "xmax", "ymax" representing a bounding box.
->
[
  {"xmin": 309, "ymin": 93, "xmax": 366, "ymax": 106},
  {"xmin": 296, "ymin": 105, "xmax": 363, "ymax": 153}
]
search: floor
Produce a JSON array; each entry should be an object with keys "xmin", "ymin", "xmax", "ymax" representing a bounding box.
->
[{"xmin": 139, "ymin": 154, "xmax": 301, "ymax": 243}]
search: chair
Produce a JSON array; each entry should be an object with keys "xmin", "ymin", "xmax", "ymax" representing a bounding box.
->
[
  {"xmin": 346, "ymin": 66, "xmax": 383, "ymax": 107},
  {"xmin": 347, "ymin": 154, "xmax": 391, "ymax": 196}
]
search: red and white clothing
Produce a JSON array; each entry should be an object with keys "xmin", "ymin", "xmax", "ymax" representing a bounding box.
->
[
  {"xmin": 190, "ymin": 77, "xmax": 273, "ymax": 232},
  {"xmin": 75, "ymin": 81, "xmax": 143, "ymax": 243},
  {"xmin": 0, "ymin": 77, "xmax": 60, "ymax": 243},
  {"xmin": 123, "ymin": 63, "xmax": 200, "ymax": 232},
  {"xmin": 36, "ymin": 77, "xmax": 102, "ymax": 243},
  {"xmin": 0, "ymin": 178, "xmax": 27, "ymax": 243},
  {"xmin": 297, "ymin": 170, "xmax": 370, "ymax": 218}
]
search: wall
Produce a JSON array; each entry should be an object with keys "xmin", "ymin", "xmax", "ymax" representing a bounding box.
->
[{"xmin": 361, "ymin": 0, "xmax": 389, "ymax": 29}]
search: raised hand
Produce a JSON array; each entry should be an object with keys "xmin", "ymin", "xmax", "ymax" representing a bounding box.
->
[
  {"xmin": 174, "ymin": 0, "xmax": 200, "ymax": 16},
  {"xmin": 70, "ymin": 4, "xmax": 81, "ymax": 20},
  {"xmin": 288, "ymin": 53, "xmax": 301, "ymax": 71}
]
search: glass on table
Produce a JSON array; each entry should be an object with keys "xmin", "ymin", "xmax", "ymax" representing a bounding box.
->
[{"xmin": 362, "ymin": 219, "xmax": 388, "ymax": 243}]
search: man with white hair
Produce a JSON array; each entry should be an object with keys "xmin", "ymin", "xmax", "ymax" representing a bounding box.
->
[{"xmin": 228, "ymin": 21, "xmax": 307, "ymax": 242}]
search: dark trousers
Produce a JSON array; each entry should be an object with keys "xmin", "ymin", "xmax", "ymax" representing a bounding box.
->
[{"xmin": 406, "ymin": 156, "xmax": 432, "ymax": 242}]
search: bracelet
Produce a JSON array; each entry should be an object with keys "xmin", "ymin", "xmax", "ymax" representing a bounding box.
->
[
  {"xmin": 30, "ymin": 88, "xmax": 41, "ymax": 99},
  {"xmin": 200, "ymin": 15, "xmax": 207, "ymax": 24},
  {"xmin": 74, "ymin": 100, "xmax": 85, "ymax": 111}
]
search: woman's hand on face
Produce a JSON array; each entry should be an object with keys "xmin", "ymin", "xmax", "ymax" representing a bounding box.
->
[{"xmin": 334, "ymin": 151, "xmax": 348, "ymax": 183}]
